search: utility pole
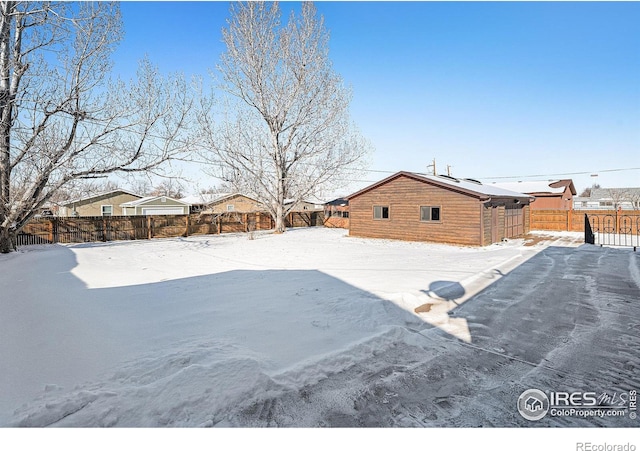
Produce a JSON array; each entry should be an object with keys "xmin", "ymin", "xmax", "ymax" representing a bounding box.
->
[{"xmin": 426, "ymin": 158, "xmax": 437, "ymax": 176}]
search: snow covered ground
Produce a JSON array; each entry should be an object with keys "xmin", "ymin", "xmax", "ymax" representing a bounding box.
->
[{"xmin": 0, "ymin": 228, "xmax": 637, "ymax": 430}]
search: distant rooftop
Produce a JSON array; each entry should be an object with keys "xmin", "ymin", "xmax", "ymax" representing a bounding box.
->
[{"xmin": 348, "ymin": 172, "xmax": 534, "ymax": 201}]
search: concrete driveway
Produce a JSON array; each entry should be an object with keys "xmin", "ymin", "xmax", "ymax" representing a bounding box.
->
[{"xmin": 225, "ymin": 242, "xmax": 640, "ymax": 427}]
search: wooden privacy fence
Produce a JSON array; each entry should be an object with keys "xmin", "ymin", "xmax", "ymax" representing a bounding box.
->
[
  {"xmin": 16, "ymin": 211, "xmax": 323, "ymax": 247},
  {"xmin": 530, "ymin": 209, "xmax": 640, "ymax": 233}
]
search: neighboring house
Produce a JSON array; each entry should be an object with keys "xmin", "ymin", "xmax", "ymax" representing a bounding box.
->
[
  {"xmin": 285, "ymin": 198, "xmax": 325, "ymax": 213},
  {"xmin": 574, "ymin": 187, "xmax": 640, "ymax": 210},
  {"xmin": 572, "ymin": 196, "xmax": 599, "ymax": 210},
  {"xmin": 120, "ymin": 196, "xmax": 191, "ymax": 216},
  {"xmin": 346, "ymin": 172, "xmax": 534, "ymax": 246},
  {"xmin": 491, "ymin": 179, "xmax": 576, "ymax": 210},
  {"xmin": 180, "ymin": 193, "xmax": 265, "ymax": 214},
  {"xmin": 324, "ymin": 197, "xmax": 349, "ymax": 228},
  {"xmin": 59, "ymin": 190, "xmax": 143, "ymax": 217}
]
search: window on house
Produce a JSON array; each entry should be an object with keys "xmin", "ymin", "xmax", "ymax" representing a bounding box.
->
[
  {"xmin": 227, "ymin": 204, "xmax": 235, "ymax": 212},
  {"xmin": 101, "ymin": 205, "xmax": 113, "ymax": 216},
  {"xmin": 343, "ymin": 211, "xmax": 349, "ymax": 218},
  {"xmin": 373, "ymin": 206, "xmax": 389, "ymax": 220},
  {"xmin": 420, "ymin": 206, "xmax": 441, "ymax": 222}
]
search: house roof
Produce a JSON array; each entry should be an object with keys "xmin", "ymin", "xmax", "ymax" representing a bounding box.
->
[
  {"xmin": 61, "ymin": 189, "xmax": 143, "ymax": 206},
  {"xmin": 590, "ymin": 187, "xmax": 640, "ymax": 200},
  {"xmin": 120, "ymin": 196, "xmax": 191, "ymax": 207},
  {"xmin": 325, "ymin": 197, "xmax": 349, "ymax": 206},
  {"xmin": 347, "ymin": 172, "xmax": 534, "ymax": 202},
  {"xmin": 490, "ymin": 179, "xmax": 576, "ymax": 196},
  {"xmin": 284, "ymin": 197, "xmax": 326, "ymax": 206},
  {"xmin": 179, "ymin": 192, "xmax": 258, "ymax": 206}
]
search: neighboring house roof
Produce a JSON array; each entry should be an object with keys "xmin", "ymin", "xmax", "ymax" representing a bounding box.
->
[
  {"xmin": 325, "ymin": 197, "xmax": 349, "ymax": 207},
  {"xmin": 491, "ymin": 179, "xmax": 576, "ymax": 196},
  {"xmin": 347, "ymin": 172, "xmax": 534, "ymax": 201},
  {"xmin": 284, "ymin": 198, "xmax": 326, "ymax": 206},
  {"xmin": 179, "ymin": 193, "xmax": 257, "ymax": 206},
  {"xmin": 60, "ymin": 189, "xmax": 143, "ymax": 206},
  {"xmin": 120, "ymin": 196, "xmax": 191, "ymax": 207},
  {"xmin": 590, "ymin": 187, "xmax": 640, "ymax": 200}
]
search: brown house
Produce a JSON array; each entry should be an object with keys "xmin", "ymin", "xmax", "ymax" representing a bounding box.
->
[
  {"xmin": 324, "ymin": 197, "xmax": 349, "ymax": 228},
  {"xmin": 180, "ymin": 193, "xmax": 265, "ymax": 214},
  {"xmin": 347, "ymin": 172, "xmax": 534, "ymax": 246},
  {"xmin": 491, "ymin": 180, "xmax": 576, "ymax": 210}
]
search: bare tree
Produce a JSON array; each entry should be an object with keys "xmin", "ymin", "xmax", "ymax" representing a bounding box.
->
[
  {"xmin": 198, "ymin": 1, "xmax": 371, "ymax": 233},
  {"xmin": 0, "ymin": 2, "xmax": 195, "ymax": 252},
  {"xmin": 607, "ymin": 188, "xmax": 629, "ymax": 210},
  {"xmin": 150, "ymin": 179, "xmax": 185, "ymax": 199},
  {"xmin": 628, "ymin": 190, "xmax": 640, "ymax": 210},
  {"xmin": 579, "ymin": 184, "xmax": 600, "ymax": 198}
]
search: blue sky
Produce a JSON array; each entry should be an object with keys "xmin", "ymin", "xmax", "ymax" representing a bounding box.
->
[{"xmin": 114, "ymin": 1, "xmax": 640, "ymax": 194}]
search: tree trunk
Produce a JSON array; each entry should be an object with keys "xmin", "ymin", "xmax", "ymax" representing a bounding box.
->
[
  {"xmin": 0, "ymin": 226, "xmax": 15, "ymax": 253},
  {"xmin": 274, "ymin": 202, "xmax": 285, "ymax": 233}
]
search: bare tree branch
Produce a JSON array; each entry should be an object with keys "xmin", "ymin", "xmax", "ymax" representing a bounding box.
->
[
  {"xmin": 0, "ymin": 2, "xmax": 196, "ymax": 252},
  {"xmin": 198, "ymin": 1, "xmax": 372, "ymax": 232}
]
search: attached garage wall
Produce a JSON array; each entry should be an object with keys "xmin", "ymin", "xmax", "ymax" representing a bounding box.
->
[
  {"xmin": 141, "ymin": 207, "xmax": 186, "ymax": 215},
  {"xmin": 482, "ymin": 203, "xmax": 530, "ymax": 245},
  {"xmin": 349, "ymin": 175, "xmax": 483, "ymax": 246}
]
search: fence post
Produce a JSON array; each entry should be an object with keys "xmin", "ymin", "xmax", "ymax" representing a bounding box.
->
[
  {"xmin": 48, "ymin": 218, "xmax": 56, "ymax": 244},
  {"xmin": 184, "ymin": 215, "xmax": 190, "ymax": 237},
  {"xmin": 217, "ymin": 217, "xmax": 222, "ymax": 234},
  {"xmin": 243, "ymin": 213, "xmax": 248, "ymax": 232},
  {"xmin": 147, "ymin": 216, "xmax": 152, "ymax": 240},
  {"xmin": 567, "ymin": 210, "xmax": 572, "ymax": 231},
  {"xmin": 616, "ymin": 208, "xmax": 621, "ymax": 234}
]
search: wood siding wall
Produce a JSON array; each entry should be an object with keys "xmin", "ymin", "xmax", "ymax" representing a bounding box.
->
[
  {"xmin": 349, "ymin": 176, "xmax": 484, "ymax": 246},
  {"xmin": 482, "ymin": 205, "xmax": 492, "ymax": 246},
  {"xmin": 530, "ymin": 187, "xmax": 573, "ymax": 210}
]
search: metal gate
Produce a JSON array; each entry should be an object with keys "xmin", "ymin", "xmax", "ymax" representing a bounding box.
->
[{"xmin": 584, "ymin": 213, "xmax": 640, "ymax": 249}]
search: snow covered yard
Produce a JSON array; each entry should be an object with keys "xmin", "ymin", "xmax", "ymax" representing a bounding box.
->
[{"xmin": 2, "ymin": 227, "xmax": 637, "ymax": 428}]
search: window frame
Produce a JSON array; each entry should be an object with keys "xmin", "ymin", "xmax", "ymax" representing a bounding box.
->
[
  {"xmin": 101, "ymin": 205, "xmax": 113, "ymax": 217},
  {"xmin": 420, "ymin": 206, "xmax": 441, "ymax": 223},
  {"xmin": 373, "ymin": 205, "xmax": 390, "ymax": 220}
]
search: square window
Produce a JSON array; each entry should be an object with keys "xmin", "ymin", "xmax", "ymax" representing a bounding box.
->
[
  {"xmin": 227, "ymin": 204, "xmax": 235, "ymax": 212},
  {"xmin": 373, "ymin": 206, "xmax": 389, "ymax": 220},
  {"xmin": 101, "ymin": 205, "xmax": 113, "ymax": 216},
  {"xmin": 420, "ymin": 206, "xmax": 441, "ymax": 222}
]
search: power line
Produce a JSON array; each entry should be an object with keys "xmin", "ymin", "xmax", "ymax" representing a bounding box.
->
[
  {"xmin": 476, "ymin": 167, "xmax": 640, "ymax": 180},
  {"xmin": 10, "ymin": 101, "xmax": 640, "ymax": 183}
]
